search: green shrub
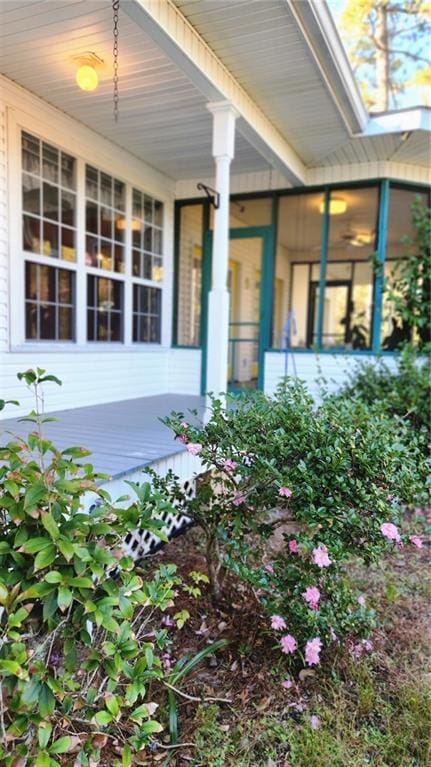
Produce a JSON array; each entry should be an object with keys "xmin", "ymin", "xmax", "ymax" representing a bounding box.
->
[
  {"xmin": 153, "ymin": 380, "xmax": 428, "ymax": 666},
  {"xmin": 333, "ymin": 346, "xmax": 430, "ymax": 438},
  {"xmin": 0, "ymin": 369, "xmax": 192, "ymax": 765}
]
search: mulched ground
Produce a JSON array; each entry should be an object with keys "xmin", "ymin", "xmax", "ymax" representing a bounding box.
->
[{"xmin": 132, "ymin": 514, "xmax": 431, "ymax": 766}]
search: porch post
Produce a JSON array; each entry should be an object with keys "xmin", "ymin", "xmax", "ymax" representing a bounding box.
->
[{"xmin": 205, "ymin": 101, "xmax": 239, "ymax": 410}]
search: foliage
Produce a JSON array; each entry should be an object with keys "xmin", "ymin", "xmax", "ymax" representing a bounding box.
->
[
  {"xmin": 0, "ymin": 369, "xmax": 207, "ymax": 765},
  {"xmin": 152, "ymin": 380, "xmax": 428, "ymax": 664},
  {"xmin": 383, "ymin": 198, "xmax": 431, "ymax": 351},
  {"xmin": 334, "ymin": 345, "xmax": 431, "ymax": 441},
  {"xmin": 338, "ymin": 0, "xmax": 431, "ymax": 111}
]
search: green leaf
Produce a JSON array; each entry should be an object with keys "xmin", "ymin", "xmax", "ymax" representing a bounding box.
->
[
  {"xmin": 0, "ymin": 660, "xmax": 26, "ymax": 678},
  {"xmin": 170, "ymin": 639, "xmax": 229, "ymax": 684},
  {"xmin": 22, "ymin": 537, "xmax": 52, "ymax": 554},
  {"xmin": 49, "ymin": 736, "xmax": 71, "ymax": 754},
  {"xmin": 44, "ymin": 571, "xmax": 63, "ymax": 584},
  {"xmin": 24, "ymin": 481, "xmax": 47, "ymax": 510},
  {"xmin": 94, "ymin": 710, "xmax": 113, "ymax": 726},
  {"xmin": 38, "ymin": 722, "xmax": 53, "ymax": 750},
  {"xmin": 69, "ymin": 576, "xmax": 94, "ymax": 589},
  {"xmin": 34, "ymin": 545, "xmax": 56, "ymax": 572},
  {"xmin": 57, "ymin": 538, "xmax": 74, "ymax": 562},
  {"xmin": 39, "ymin": 684, "xmax": 55, "ymax": 718},
  {"xmin": 41, "ymin": 512, "xmax": 60, "ymax": 541},
  {"xmin": 21, "ymin": 677, "xmax": 41, "ymax": 705},
  {"xmin": 140, "ymin": 720, "xmax": 163, "ymax": 736},
  {"xmin": 35, "ymin": 752, "xmax": 50, "ymax": 767},
  {"xmin": 105, "ymin": 695, "xmax": 120, "ymax": 717},
  {"xmin": 0, "ymin": 583, "xmax": 8, "ymax": 605},
  {"xmin": 122, "ymin": 744, "xmax": 132, "ymax": 767},
  {"xmin": 168, "ymin": 688, "xmax": 178, "ymax": 745},
  {"xmin": 57, "ymin": 586, "xmax": 73, "ymax": 612}
]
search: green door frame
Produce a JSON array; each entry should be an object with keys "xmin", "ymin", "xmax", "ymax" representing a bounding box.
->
[{"xmin": 200, "ymin": 225, "xmax": 274, "ymax": 395}]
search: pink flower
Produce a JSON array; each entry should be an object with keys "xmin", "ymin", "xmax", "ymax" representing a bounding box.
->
[
  {"xmin": 232, "ymin": 490, "xmax": 246, "ymax": 506},
  {"xmin": 302, "ymin": 586, "xmax": 320, "ymax": 610},
  {"xmin": 357, "ymin": 595, "xmax": 366, "ymax": 606},
  {"xmin": 177, "ymin": 433, "xmax": 189, "ymax": 444},
  {"xmin": 312, "ymin": 545, "xmax": 332, "ymax": 568},
  {"xmin": 351, "ymin": 638, "xmax": 373, "ymax": 660},
  {"xmin": 264, "ymin": 563, "xmax": 274, "ymax": 574},
  {"xmin": 288, "ymin": 539, "xmax": 299, "ymax": 554},
  {"xmin": 180, "ymin": 421, "xmax": 189, "ymax": 429},
  {"xmin": 310, "ymin": 715, "xmax": 320, "ymax": 730},
  {"xmin": 280, "ymin": 634, "xmax": 297, "ymax": 654},
  {"xmin": 380, "ymin": 522, "xmax": 401, "ymax": 543},
  {"xmin": 186, "ymin": 442, "xmax": 202, "ymax": 455},
  {"xmin": 279, "ymin": 486, "xmax": 292, "ymax": 498},
  {"xmin": 329, "ymin": 627, "xmax": 338, "ymax": 642},
  {"xmin": 410, "ymin": 534, "xmax": 423, "ymax": 548},
  {"xmin": 223, "ymin": 458, "xmax": 238, "ymax": 472},
  {"xmin": 271, "ymin": 614, "xmax": 287, "ymax": 631},
  {"xmin": 282, "ymin": 678, "xmax": 293, "ymax": 690},
  {"xmin": 305, "ymin": 637, "xmax": 322, "ymax": 666}
]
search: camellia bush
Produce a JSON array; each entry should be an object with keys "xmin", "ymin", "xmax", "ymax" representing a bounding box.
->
[
  {"xmin": 153, "ymin": 380, "xmax": 428, "ymax": 667},
  {"xmin": 0, "ymin": 370, "xmax": 218, "ymax": 765}
]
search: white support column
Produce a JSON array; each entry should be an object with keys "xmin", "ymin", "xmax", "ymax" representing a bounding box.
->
[{"xmin": 205, "ymin": 101, "xmax": 239, "ymax": 412}]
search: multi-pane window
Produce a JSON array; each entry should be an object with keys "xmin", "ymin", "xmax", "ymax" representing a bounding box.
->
[
  {"xmin": 132, "ymin": 285, "xmax": 162, "ymax": 343},
  {"xmin": 132, "ymin": 189, "xmax": 164, "ymax": 282},
  {"xmin": 25, "ymin": 263, "xmax": 75, "ymax": 340},
  {"xmin": 22, "ymin": 132, "xmax": 77, "ymax": 261},
  {"xmin": 87, "ymin": 276, "xmax": 123, "ymax": 342},
  {"xmin": 85, "ymin": 166, "xmax": 126, "ymax": 273}
]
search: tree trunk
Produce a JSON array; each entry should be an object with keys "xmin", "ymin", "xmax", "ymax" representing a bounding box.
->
[
  {"xmin": 206, "ymin": 535, "xmax": 222, "ymax": 604},
  {"xmin": 374, "ymin": 4, "xmax": 390, "ymax": 111}
]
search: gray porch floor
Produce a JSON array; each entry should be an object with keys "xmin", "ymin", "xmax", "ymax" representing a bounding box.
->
[{"xmin": 0, "ymin": 394, "xmax": 204, "ymax": 478}]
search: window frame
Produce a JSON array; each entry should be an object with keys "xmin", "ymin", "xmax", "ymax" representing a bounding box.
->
[{"xmin": 10, "ymin": 110, "xmax": 168, "ymax": 351}]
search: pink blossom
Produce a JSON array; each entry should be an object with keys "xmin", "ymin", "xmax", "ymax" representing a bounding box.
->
[
  {"xmin": 312, "ymin": 545, "xmax": 332, "ymax": 568},
  {"xmin": 271, "ymin": 614, "xmax": 287, "ymax": 631},
  {"xmin": 410, "ymin": 534, "xmax": 423, "ymax": 548},
  {"xmin": 186, "ymin": 442, "xmax": 202, "ymax": 455},
  {"xmin": 329, "ymin": 627, "xmax": 338, "ymax": 642},
  {"xmin": 303, "ymin": 586, "xmax": 320, "ymax": 610},
  {"xmin": 357, "ymin": 595, "xmax": 366, "ymax": 606},
  {"xmin": 351, "ymin": 638, "xmax": 373, "ymax": 660},
  {"xmin": 162, "ymin": 615, "xmax": 174, "ymax": 627},
  {"xmin": 223, "ymin": 458, "xmax": 238, "ymax": 472},
  {"xmin": 279, "ymin": 486, "xmax": 293, "ymax": 498},
  {"xmin": 380, "ymin": 522, "xmax": 401, "ymax": 543},
  {"xmin": 280, "ymin": 634, "xmax": 297, "ymax": 654},
  {"xmin": 310, "ymin": 715, "xmax": 320, "ymax": 731},
  {"xmin": 288, "ymin": 539, "xmax": 299, "ymax": 554},
  {"xmin": 305, "ymin": 637, "xmax": 322, "ymax": 666},
  {"xmin": 232, "ymin": 490, "xmax": 246, "ymax": 506},
  {"xmin": 282, "ymin": 679, "xmax": 293, "ymax": 690},
  {"xmin": 180, "ymin": 421, "xmax": 189, "ymax": 429},
  {"xmin": 177, "ymin": 433, "xmax": 189, "ymax": 444},
  {"xmin": 264, "ymin": 563, "xmax": 274, "ymax": 574}
]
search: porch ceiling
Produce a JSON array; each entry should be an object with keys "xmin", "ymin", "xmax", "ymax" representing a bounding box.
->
[{"xmin": 0, "ymin": 0, "xmax": 271, "ymax": 180}]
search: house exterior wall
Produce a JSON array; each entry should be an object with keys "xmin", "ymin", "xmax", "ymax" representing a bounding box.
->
[{"xmin": 0, "ymin": 79, "xmax": 196, "ymax": 418}]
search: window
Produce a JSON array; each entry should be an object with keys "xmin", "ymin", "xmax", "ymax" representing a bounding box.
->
[
  {"xmin": 272, "ymin": 193, "xmax": 324, "ymax": 348},
  {"xmin": 133, "ymin": 285, "xmax": 162, "ymax": 343},
  {"xmin": 22, "ymin": 132, "xmax": 77, "ymax": 261},
  {"xmin": 132, "ymin": 188, "xmax": 164, "ymax": 282},
  {"xmin": 85, "ymin": 166, "xmax": 126, "ymax": 272},
  {"xmin": 25, "ymin": 263, "xmax": 74, "ymax": 340},
  {"xmin": 381, "ymin": 185, "xmax": 430, "ymax": 350},
  {"xmin": 87, "ymin": 276, "xmax": 123, "ymax": 342},
  {"xmin": 175, "ymin": 203, "xmax": 204, "ymax": 346}
]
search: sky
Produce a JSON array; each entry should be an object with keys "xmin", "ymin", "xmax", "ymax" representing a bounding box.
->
[{"xmin": 327, "ymin": 0, "xmax": 430, "ymax": 109}]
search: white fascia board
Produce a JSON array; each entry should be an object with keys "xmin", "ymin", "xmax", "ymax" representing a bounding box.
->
[
  {"xmin": 124, "ymin": 0, "xmax": 306, "ymax": 186},
  {"xmin": 286, "ymin": 0, "xmax": 368, "ymax": 135},
  {"xmin": 360, "ymin": 108, "xmax": 431, "ymax": 136}
]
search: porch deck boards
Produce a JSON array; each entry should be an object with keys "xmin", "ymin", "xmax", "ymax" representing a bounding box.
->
[{"xmin": 1, "ymin": 394, "xmax": 204, "ymax": 479}]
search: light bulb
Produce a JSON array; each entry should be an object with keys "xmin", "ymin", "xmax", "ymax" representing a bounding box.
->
[{"xmin": 76, "ymin": 64, "xmax": 98, "ymax": 92}]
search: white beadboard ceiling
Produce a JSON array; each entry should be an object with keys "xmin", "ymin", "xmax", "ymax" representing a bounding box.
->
[
  {"xmin": 0, "ymin": 0, "xmax": 270, "ymax": 179},
  {"xmin": 0, "ymin": 0, "xmax": 428, "ymax": 182}
]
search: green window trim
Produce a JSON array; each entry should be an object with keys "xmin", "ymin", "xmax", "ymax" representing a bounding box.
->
[{"xmin": 172, "ymin": 180, "xmax": 430, "ymax": 391}]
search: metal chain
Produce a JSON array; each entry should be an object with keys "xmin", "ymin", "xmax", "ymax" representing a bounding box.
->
[{"xmin": 113, "ymin": 0, "xmax": 120, "ymax": 122}]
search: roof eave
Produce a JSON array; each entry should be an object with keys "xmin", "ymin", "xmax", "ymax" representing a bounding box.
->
[{"xmin": 286, "ymin": 0, "xmax": 368, "ymax": 136}]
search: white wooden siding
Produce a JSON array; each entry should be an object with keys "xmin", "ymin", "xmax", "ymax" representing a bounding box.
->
[
  {"xmin": 168, "ymin": 348, "xmax": 202, "ymax": 395},
  {"xmin": 264, "ymin": 351, "xmax": 398, "ymax": 398},
  {"xmin": 0, "ymin": 100, "xmax": 7, "ymax": 352}
]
